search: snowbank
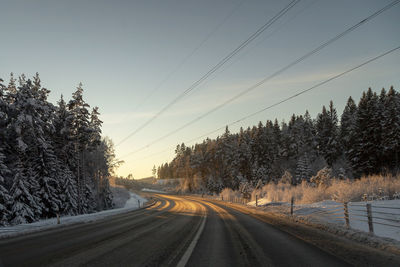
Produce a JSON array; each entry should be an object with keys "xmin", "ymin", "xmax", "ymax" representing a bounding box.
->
[
  {"xmin": 141, "ymin": 188, "xmax": 165, "ymax": 193},
  {"xmin": 0, "ymin": 192, "xmax": 147, "ymax": 240},
  {"xmin": 111, "ymin": 186, "xmax": 131, "ymax": 208},
  {"xmin": 124, "ymin": 192, "xmax": 147, "ymax": 208}
]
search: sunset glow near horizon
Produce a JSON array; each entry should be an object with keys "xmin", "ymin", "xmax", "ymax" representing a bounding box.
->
[{"xmin": 1, "ymin": 0, "xmax": 399, "ymax": 178}]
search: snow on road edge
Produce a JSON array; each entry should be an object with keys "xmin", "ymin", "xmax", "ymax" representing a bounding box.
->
[
  {"xmin": 0, "ymin": 192, "xmax": 147, "ymax": 240},
  {"xmin": 141, "ymin": 188, "xmax": 166, "ymax": 193},
  {"xmin": 245, "ymin": 198, "xmax": 400, "ymax": 252}
]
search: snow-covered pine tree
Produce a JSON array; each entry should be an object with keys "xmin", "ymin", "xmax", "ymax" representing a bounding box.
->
[
  {"xmin": 87, "ymin": 106, "xmax": 104, "ymax": 204},
  {"xmin": 59, "ymin": 165, "xmax": 78, "ymax": 215},
  {"xmin": 295, "ymin": 153, "xmax": 311, "ymax": 184},
  {"xmin": 237, "ymin": 127, "xmax": 252, "ymax": 183},
  {"xmin": 4, "ymin": 73, "xmax": 17, "ymax": 104},
  {"xmin": 9, "ymin": 80, "xmax": 48, "ymax": 221},
  {"xmin": 33, "ymin": 147, "xmax": 62, "ymax": 218},
  {"xmin": 302, "ymin": 111, "xmax": 317, "ymax": 159},
  {"xmin": 340, "ymin": 96, "xmax": 357, "ymax": 163},
  {"xmin": 381, "ymin": 86, "xmax": 400, "ymax": 171},
  {"xmin": 82, "ymin": 183, "xmax": 96, "ymax": 213},
  {"xmin": 262, "ymin": 120, "xmax": 279, "ymax": 182},
  {"xmin": 0, "ymin": 148, "xmax": 11, "ymax": 225},
  {"xmin": 98, "ymin": 176, "xmax": 113, "ymax": 210},
  {"xmin": 269, "ymin": 119, "xmax": 284, "ymax": 181},
  {"xmin": 53, "ymin": 95, "xmax": 75, "ymax": 168},
  {"xmin": 89, "ymin": 106, "xmax": 102, "ymax": 149},
  {"xmin": 68, "ymin": 83, "xmax": 93, "ymax": 213},
  {"xmin": 13, "ymin": 78, "xmax": 62, "ymax": 218},
  {"xmin": 287, "ymin": 114, "xmax": 302, "ymax": 159},
  {"xmin": 52, "ymin": 95, "xmax": 80, "ymax": 215},
  {"xmin": 9, "ymin": 156, "xmax": 38, "ymax": 224},
  {"xmin": 316, "ymin": 101, "xmax": 340, "ymax": 166},
  {"xmin": 350, "ymin": 88, "xmax": 381, "ymax": 176},
  {"xmin": 0, "ymin": 78, "xmax": 10, "ymax": 224}
]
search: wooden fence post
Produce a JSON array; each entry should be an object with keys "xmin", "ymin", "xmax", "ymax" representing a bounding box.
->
[
  {"xmin": 367, "ymin": 203, "xmax": 374, "ymax": 234},
  {"xmin": 290, "ymin": 197, "xmax": 294, "ymax": 215},
  {"xmin": 57, "ymin": 213, "xmax": 60, "ymax": 225},
  {"xmin": 343, "ymin": 202, "xmax": 350, "ymax": 229},
  {"xmin": 138, "ymin": 199, "xmax": 140, "ymax": 208},
  {"xmin": 256, "ymin": 195, "xmax": 258, "ymax": 207}
]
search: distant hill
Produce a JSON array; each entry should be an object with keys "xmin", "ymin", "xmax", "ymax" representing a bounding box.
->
[{"xmin": 136, "ymin": 176, "xmax": 156, "ymax": 184}]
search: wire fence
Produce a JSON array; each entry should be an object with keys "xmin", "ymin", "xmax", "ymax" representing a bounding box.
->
[
  {"xmin": 345, "ymin": 202, "xmax": 400, "ymax": 233},
  {"xmin": 205, "ymin": 193, "xmax": 400, "ymax": 235}
]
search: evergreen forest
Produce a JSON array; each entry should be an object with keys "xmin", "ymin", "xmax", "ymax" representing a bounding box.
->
[
  {"xmin": 0, "ymin": 73, "xmax": 119, "ymax": 225},
  {"xmin": 157, "ymin": 86, "xmax": 400, "ymax": 193}
]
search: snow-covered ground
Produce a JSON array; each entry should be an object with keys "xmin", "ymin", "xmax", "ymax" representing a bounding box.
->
[
  {"xmin": 0, "ymin": 192, "xmax": 147, "ymax": 239},
  {"xmin": 141, "ymin": 188, "xmax": 165, "ymax": 193},
  {"xmin": 248, "ymin": 198, "xmax": 400, "ymax": 242}
]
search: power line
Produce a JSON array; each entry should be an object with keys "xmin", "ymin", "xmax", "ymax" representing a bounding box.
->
[
  {"xmin": 119, "ymin": 0, "xmax": 400, "ymax": 158},
  {"xmin": 191, "ymin": 0, "xmax": 320, "ymax": 94},
  {"xmin": 123, "ymin": 45, "xmax": 400, "ymax": 161},
  {"xmin": 130, "ymin": 0, "xmax": 246, "ymax": 114},
  {"xmin": 115, "ymin": 0, "xmax": 300, "ymax": 147},
  {"xmin": 181, "ymin": 0, "xmax": 320, "ymax": 101}
]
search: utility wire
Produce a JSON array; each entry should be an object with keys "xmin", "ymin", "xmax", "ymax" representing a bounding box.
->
[
  {"xmin": 183, "ymin": 0, "xmax": 320, "ymax": 101},
  {"xmin": 131, "ymin": 0, "xmax": 246, "ymax": 113},
  {"xmin": 123, "ymin": 45, "xmax": 400, "ymax": 161},
  {"xmin": 116, "ymin": 0, "xmax": 300, "ymax": 147},
  {"xmin": 122, "ymin": 0, "xmax": 315, "ymax": 162},
  {"xmin": 119, "ymin": 0, "xmax": 400, "ymax": 158}
]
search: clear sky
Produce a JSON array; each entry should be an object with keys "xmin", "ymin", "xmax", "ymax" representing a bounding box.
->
[{"xmin": 1, "ymin": 0, "xmax": 399, "ymax": 179}]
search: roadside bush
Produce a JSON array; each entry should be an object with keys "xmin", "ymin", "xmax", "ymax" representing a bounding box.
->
[
  {"xmin": 219, "ymin": 188, "xmax": 241, "ymax": 201},
  {"xmin": 255, "ymin": 174, "xmax": 400, "ymax": 204}
]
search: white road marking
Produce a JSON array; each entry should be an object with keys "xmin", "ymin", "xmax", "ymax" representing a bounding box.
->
[{"xmin": 177, "ymin": 211, "xmax": 207, "ymax": 267}]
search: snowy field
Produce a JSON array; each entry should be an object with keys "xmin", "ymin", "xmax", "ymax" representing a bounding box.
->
[
  {"xmin": 141, "ymin": 188, "xmax": 166, "ymax": 193},
  {"xmin": 248, "ymin": 198, "xmax": 400, "ymax": 242},
  {"xmin": 0, "ymin": 191, "xmax": 147, "ymax": 239}
]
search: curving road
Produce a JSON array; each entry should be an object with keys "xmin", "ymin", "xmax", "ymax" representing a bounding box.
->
[{"xmin": 0, "ymin": 194, "xmax": 399, "ymax": 266}]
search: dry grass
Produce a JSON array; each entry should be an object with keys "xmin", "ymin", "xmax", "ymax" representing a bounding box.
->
[
  {"xmin": 220, "ymin": 188, "xmax": 242, "ymax": 201},
  {"xmin": 249, "ymin": 174, "xmax": 400, "ymax": 204}
]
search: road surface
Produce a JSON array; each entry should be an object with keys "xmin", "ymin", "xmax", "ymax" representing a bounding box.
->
[{"xmin": 0, "ymin": 194, "xmax": 399, "ymax": 266}]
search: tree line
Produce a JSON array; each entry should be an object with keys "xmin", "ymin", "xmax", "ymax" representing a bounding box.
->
[
  {"xmin": 157, "ymin": 86, "xmax": 400, "ymax": 193},
  {"xmin": 0, "ymin": 73, "xmax": 119, "ymax": 226}
]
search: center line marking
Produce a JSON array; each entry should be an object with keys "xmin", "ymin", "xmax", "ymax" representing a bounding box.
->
[{"xmin": 177, "ymin": 207, "xmax": 207, "ymax": 267}]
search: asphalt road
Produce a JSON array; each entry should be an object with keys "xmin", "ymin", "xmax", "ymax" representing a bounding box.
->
[{"xmin": 0, "ymin": 194, "xmax": 398, "ymax": 266}]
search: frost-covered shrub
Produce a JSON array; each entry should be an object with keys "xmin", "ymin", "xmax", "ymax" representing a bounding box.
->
[
  {"xmin": 239, "ymin": 181, "xmax": 253, "ymax": 199},
  {"xmin": 251, "ymin": 179, "xmax": 265, "ymax": 201},
  {"xmin": 219, "ymin": 188, "xmax": 241, "ymax": 201},
  {"xmin": 281, "ymin": 171, "xmax": 293, "ymax": 184},
  {"xmin": 310, "ymin": 167, "xmax": 333, "ymax": 188},
  {"xmin": 254, "ymin": 174, "xmax": 400, "ymax": 204}
]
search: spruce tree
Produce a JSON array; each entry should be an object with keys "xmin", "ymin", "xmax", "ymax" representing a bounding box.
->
[
  {"xmin": 381, "ymin": 86, "xmax": 400, "ymax": 170},
  {"xmin": 59, "ymin": 165, "xmax": 78, "ymax": 215},
  {"xmin": 10, "ymin": 157, "xmax": 38, "ymax": 224},
  {"xmin": 13, "ymin": 78, "xmax": 62, "ymax": 218},
  {"xmin": 295, "ymin": 153, "xmax": 311, "ymax": 183},
  {"xmin": 351, "ymin": 88, "xmax": 381, "ymax": 175},
  {"xmin": 68, "ymin": 83, "xmax": 92, "ymax": 213},
  {"xmin": 316, "ymin": 101, "xmax": 340, "ymax": 166},
  {"xmin": 0, "ymin": 148, "xmax": 11, "ymax": 225},
  {"xmin": 340, "ymin": 96, "xmax": 357, "ymax": 161}
]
